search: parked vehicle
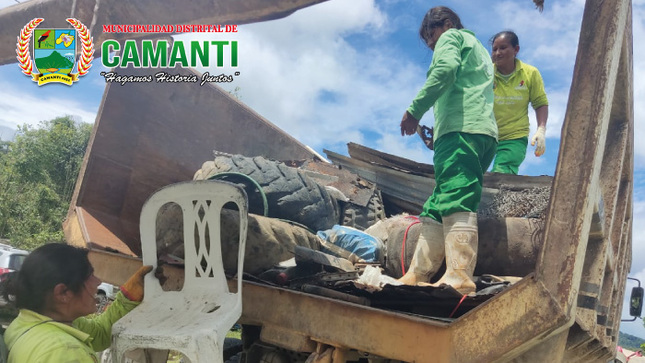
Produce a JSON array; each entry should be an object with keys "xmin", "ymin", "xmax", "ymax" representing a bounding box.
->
[{"xmin": 0, "ymin": 243, "xmax": 28, "ymax": 282}]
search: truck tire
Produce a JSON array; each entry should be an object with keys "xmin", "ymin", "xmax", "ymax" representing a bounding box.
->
[
  {"xmin": 196, "ymin": 154, "xmax": 340, "ymax": 232},
  {"xmin": 340, "ymin": 189, "xmax": 386, "ymax": 231}
]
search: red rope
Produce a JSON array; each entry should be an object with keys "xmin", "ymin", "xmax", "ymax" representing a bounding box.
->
[
  {"xmin": 401, "ymin": 216, "xmax": 420, "ymax": 275},
  {"xmin": 449, "ymin": 294, "xmax": 468, "ymax": 318}
]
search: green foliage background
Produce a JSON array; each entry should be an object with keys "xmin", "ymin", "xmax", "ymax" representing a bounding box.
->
[
  {"xmin": 0, "ymin": 116, "xmax": 91, "ymax": 250},
  {"xmin": 619, "ymin": 330, "xmax": 645, "ymax": 351}
]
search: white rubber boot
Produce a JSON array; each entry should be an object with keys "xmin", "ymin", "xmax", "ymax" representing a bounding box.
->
[
  {"xmin": 423, "ymin": 212, "xmax": 477, "ymax": 295},
  {"xmin": 398, "ymin": 217, "xmax": 445, "ymax": 285}
]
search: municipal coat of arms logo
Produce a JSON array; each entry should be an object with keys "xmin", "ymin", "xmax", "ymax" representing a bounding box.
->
[{"xmin": 16, "ymin": 18, "xmax": 94, "ymax": 86}]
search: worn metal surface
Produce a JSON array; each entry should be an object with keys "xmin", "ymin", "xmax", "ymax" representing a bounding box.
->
[
  {"xmin": 534, "ymin": 0, "xmax": 632, "ymax": 361},
  {"xmin": 325, "ymin": 147, "xmax": 554, "ymax": 219},
  {"xmin": 88, "ymin": 248, "xmax": 142, "ymax": 286},
  {"xmin": 381, "ymin": 215, "xmax": 546, "ymax": 278},
  {"xmin": 0, "ymin": 0, "xmax": 327, "ymax": 66},
  {"xmin": 510, "ymin": 330, "xmax": 569, "ymax": 363},
  {"xmin": 450, "ymin": 276, "xmax": 568, "ymax": 362},
  {"xmin": 238, "ymin": 281, "xmax": 453, "ymax": 363}
]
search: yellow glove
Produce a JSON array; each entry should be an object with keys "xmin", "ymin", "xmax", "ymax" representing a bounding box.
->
[
  {"xmin": 531, "ymin": 126, "xmax": 546, "ymax": 157},
  {"xmin": 120, "ymin": 265, "xmax": 154, "ymax": 302}
]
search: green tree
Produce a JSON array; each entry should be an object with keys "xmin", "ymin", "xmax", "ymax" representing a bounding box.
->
[{"xmin": 0, "ymin": 116, "xmax": 91, "ymax": 250}]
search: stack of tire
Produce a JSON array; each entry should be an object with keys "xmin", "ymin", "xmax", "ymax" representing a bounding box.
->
[{"xmin": 194, "ymin": 153, "xmax": 385, "ymax": 232}]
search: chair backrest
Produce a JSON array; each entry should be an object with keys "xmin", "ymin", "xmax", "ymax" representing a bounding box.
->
[{"xmin": 139, "ymin": 180, "xmax": 248, "ymax": 298}]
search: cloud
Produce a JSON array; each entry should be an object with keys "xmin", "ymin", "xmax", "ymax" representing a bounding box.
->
[{"xmin": 0, "ymin": 79, "xmax": 98, "ymax": 129}]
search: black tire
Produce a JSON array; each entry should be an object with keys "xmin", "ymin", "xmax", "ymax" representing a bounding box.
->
[
  {"xmin": 199, "ymin": 154, "xmax": 340, "ymax": 232},
  {"xmin": 341, "ymin": 189, "xmax": 386, "ymax": 231}
]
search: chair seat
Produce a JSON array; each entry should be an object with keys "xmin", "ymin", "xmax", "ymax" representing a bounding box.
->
[{"xmin": 113, "ymin": 292, "xmax": 239, "ymax": 334}]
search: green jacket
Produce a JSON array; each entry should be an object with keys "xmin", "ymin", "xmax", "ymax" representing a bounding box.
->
[
  {"xmin": 4, "ymin": 292, "xmax": 139, "ymax": 363},
  {"xmin": 493, "ymin": 59, "xmax": 548, "ymax": 140},
  {"xmin": 407, "ymin": 28, "xmax": 498, "ymax": 142}
]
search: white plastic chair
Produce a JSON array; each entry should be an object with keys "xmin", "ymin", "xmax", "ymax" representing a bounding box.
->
[{"xmin": 111, "ymin": 180, "xmax": 248, "ymax": 363}]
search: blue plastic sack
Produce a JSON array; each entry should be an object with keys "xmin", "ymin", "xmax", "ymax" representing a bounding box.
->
[{"xmin": 316, "ymin": 225, "xmax": 384, "ymax": 264}]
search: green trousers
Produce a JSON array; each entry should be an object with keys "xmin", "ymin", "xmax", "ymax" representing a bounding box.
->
[
  {"xmin": 491, "ymin": 137, "xmax": 528, "ymax": 175},
  {"xmin": 421, "ymin": 132, "xmax": 497, "ymax": 222}
]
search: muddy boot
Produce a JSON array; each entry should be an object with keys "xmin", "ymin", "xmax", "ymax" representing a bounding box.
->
[
  {"xmin": 397, "ymin": 217, "xmax": 445, "ymax": 285},
  {"xmin": 422, "ymin": 212, "xmax": 477, "ymax": 295}
]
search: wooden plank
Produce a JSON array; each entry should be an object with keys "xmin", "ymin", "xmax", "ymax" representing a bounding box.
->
[
  {"xmin": 87, "ymin": 249, "xmax": 143, "ymax": 286},
  {"xmin": 345, "ymin": 142, "xmax": 434, "ymax": 176}
]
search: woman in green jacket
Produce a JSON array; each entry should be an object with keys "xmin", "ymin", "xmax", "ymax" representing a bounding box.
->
[
  {"xmin": 1, "ymin": 243, "xmax": 152, "ymax": 363},
  {"xmin": 491, "ymin": 30, "xmax": 549, "ymax": 174},
  {"xmin": 399, "ymin": 6, "xmax": 497, "ymax": 294}
]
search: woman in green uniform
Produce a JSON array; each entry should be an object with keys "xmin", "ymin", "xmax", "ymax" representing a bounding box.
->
[
  {"xmin": 1, "ymin": 243, "xmax": 152, "ymax": 363},
  {"xmin": 398, "ymin": 6, "xmax": 497, "ymax": 294},
  {"xmin": 491, "ymin": 30, "xmax": 549, "ymax": 174}
]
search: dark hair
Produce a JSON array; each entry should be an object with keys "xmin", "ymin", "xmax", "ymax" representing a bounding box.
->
[
  {"xmin": 490, "ymin": 30, "xmax": 520, "ymax": 48},
  {"xmin": 0, "ymin": 243, "xmax": 93, "ymax": 313},
  {"xmin": 419, "ymin": 6, "xmax": 464, "ymax": 45}
]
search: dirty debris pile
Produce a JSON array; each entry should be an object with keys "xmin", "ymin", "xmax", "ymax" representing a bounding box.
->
[{"xmin": 153, "ymin": 148, "xmax": 554, "ymax": 319}]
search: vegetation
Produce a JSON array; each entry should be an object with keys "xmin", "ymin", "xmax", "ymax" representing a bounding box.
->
[
  {"xmin": 619, "ymin": 330, "xmax": 645, "ymax": 351},
  {"xmin": 0, "ymin": 116, "xmax": 91, "ymax": 250}
]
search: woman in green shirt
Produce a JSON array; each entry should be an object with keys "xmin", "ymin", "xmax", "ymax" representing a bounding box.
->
[
  {"xmin": 491, "ymin": 30, "xmax": 549, "ymax": 174},
  {"xmin": 1, "ymin": 243, "xmax": 152, "ymax": 363},
  {"xmin": 398, "ymin": 6, "xmax": 497, "ymax": 294}
]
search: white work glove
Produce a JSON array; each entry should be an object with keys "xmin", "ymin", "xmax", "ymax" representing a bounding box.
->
[{"xmin": 531, "ymin": 126, "xmax": 546, "ymax": 157}]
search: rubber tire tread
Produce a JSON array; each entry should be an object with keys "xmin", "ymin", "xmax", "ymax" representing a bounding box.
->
[
  {"xmin": 210, "ymin": 154, "xmax": 339, "ymax": 232},
  {"xmin": 341, "ymin": 189, "xmax": 386, "ymax": 230}
]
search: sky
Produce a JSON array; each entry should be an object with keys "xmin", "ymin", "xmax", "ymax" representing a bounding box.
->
[{"xmin": 1, "ymin": 0, "xmax": 644, "ymax": 340}]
